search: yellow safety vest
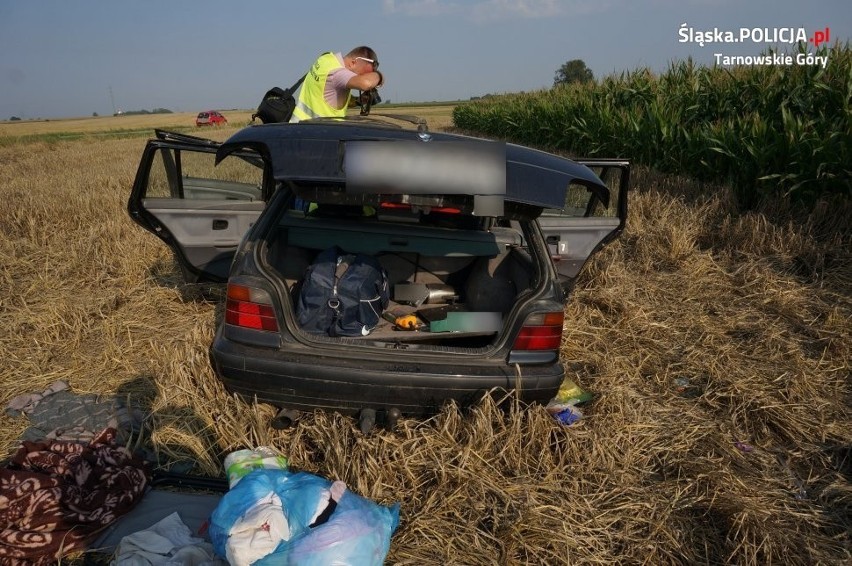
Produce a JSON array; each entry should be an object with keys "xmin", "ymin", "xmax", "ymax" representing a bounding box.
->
[{"xmin": 290, "ymin": 52, "xmax": 351, "ymax": 122}]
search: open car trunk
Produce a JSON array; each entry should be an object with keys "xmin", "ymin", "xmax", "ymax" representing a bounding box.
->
[{"xmin": 262, "ymin": 205, "xmax": 537, "ymax": 349}]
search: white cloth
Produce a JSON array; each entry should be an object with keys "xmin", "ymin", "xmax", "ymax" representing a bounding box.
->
[
  {"xmin": 110, "ymin": 512, "xmax": 226, "ymax": 566},
  {"xmin": 225, "ymin": 492, "xmax": 290, "ymax": 566}
]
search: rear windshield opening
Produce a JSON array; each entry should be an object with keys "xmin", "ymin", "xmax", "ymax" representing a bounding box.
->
[{"xmin": 288, "ymin": 185, "xmax": 495, "ymax": 230}]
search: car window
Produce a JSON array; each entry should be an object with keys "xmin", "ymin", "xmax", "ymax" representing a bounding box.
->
[
  {"xmin": 543, "ymin": 184, "xmax": 594, "ymax": 218},
  {"xmin": 146, "ymin": 147, "xmax": 263, "ymax": 201},
  {"xmin": 587, "ymin": 165, "xmax": 623, "ymax": 216},
  {"xmin": 540, "ymin": 165, "xmax": 622, "ymax": 219}
]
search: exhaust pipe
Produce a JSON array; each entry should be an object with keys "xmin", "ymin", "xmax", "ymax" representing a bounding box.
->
[
  {"xmin": 385, "ymin": 407, "xmax": 401, "ymax": 430},
  {"xmin": 358, "ymin": 408, "xmax": 376, "ymax": 435},
  {"xmin": 271, "ymin": 408, "xmax": 301, "ymax": 430}
]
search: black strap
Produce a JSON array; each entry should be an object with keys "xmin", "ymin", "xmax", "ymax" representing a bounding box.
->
[{"xmin": 290, "ymin": 74, "xmax": 306, "ymax": 92}]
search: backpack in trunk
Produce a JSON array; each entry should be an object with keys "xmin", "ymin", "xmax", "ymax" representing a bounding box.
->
[{"xmin": 296, "ymin": 247, "xmax": 389, "ymax": 337}]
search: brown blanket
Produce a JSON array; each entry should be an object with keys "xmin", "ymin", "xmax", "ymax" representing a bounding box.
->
[{"xmin": 0, "ymin": 428, "xmax": 149, "ymax": 565}]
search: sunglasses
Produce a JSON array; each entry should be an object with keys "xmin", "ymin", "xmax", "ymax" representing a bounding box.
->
[{"xmin": 356, "ymin": 56, "xmax": 379, "ymax": 70}]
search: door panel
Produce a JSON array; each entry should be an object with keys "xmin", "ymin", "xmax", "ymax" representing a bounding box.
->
[
  {"xmin": 142, "ymin": 201, "xmax": 265, "ymax": 277},
  {"xmin": 128, "ymin": 138, "xmax": 267, "ymax": 282},
  {"xmin": 539, "ymin": 216, "xmax": 622, "ymax": 278},
  {"xmin": 537, "ymin": 160, "xmax": 630, "ymax": 281}
]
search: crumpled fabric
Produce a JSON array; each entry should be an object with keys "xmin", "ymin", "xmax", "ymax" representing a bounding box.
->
[
  {"xmin": 0, "ymin": 428, "xmax": 149, "ymax": 566},
  {"xmin": 208, "ymin": 469, "xmax": 399, "ymax": 566},
  {"xmin": 224, "ymin": 492, "xmax": 290, "ymax": 566},
  {"xmin": 111, "ymin": 511, "xmax": 227, "ymax": 566},
  {"xmin": 5, "ymin": 380, "xmax": 69, "ymax": 413},
  {"xmin": 5, "ymin": 380, "xmax": 143, "ymax": 444}
]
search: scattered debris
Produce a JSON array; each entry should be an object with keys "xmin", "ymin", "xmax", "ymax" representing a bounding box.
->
[
  {"xmin": 546, "ymin": 379, "xmax": 592, "ymax": 425},
  {"xmin": 548, "ymin": 403, "xmax": 583, "ymax": 425},
  {"xmin": 672, "ymin": 376, "xmax": 702, "ymax": 398},
  {"xmin": 554, "ymin": 379, "xmax": 594, "ymax": 405}
]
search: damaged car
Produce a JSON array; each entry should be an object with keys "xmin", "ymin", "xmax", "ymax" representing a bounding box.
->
[{"xmin": 127, "ymin": 118, "xmax": 629, "ymax": 431}]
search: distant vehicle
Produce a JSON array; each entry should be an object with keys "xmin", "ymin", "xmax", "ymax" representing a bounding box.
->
[{"xmin": 196, "ymin": 111, "xmax": 227, "ymax": 127}]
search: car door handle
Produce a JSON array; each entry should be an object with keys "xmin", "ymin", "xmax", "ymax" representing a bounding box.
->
[
  {"xmin": 212, "ymin": 219, "xmax": 228, "ymax": 230},
  {"xmin": 546, "ymin": 235, "xmax": 561, "ymax": 258}
]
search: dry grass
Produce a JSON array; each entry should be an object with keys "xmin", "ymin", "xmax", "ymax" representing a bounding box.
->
[
  {"xmin": 0, "ymin": 104, "xmax": 455, "ymax": 138},
  {"xmin": 0, "ymin": 114, "xmax": 849, "ymax": 565},
  {"xmin": 0, "ymin": 112, "xmax": 238, "ymax": 137}
]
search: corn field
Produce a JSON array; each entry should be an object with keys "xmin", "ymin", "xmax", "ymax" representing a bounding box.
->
[{"xmin": 453, "ymin": 42, "xmax": 851, "ymax": 207}]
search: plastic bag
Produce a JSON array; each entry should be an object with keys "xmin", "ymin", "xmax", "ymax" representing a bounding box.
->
[
  {"xmin": 258, "ymin": 488, "xmax": 400, "ymax": 566},
  {"xmin": 208, "ymin": 469, "xmax": 399, "ymax": 566},
  {"xmin": 224, "ymin": 446, "xmax": 288, "ymax": 487}
]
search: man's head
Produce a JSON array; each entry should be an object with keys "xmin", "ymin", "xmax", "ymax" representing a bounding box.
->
[{"xmin": 345, "ymin": 46, "xmax": 379, "ymax": 75}]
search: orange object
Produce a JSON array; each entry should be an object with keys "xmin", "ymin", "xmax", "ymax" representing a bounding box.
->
[{"xmin": 395, "ymin": 315, "xmax": 420, "ymax": 330}]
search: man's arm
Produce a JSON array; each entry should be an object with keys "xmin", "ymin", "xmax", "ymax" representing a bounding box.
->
[{"xmin": 346, "ymin": 71, "xmax": 383, "ymax": 91}]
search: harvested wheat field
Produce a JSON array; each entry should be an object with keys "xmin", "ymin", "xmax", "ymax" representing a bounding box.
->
[{"xmin": 0, "ymin": 113, "xmax": 849, "ymax": 565}]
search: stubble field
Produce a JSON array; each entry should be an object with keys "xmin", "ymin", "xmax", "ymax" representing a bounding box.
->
[{"xmin": 0, "ymin": 108, "xmax": 849, "ymax": 564}]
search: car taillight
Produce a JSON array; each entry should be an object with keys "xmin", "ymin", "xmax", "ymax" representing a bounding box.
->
[
  {"xmin": 225, "ymin": 284, "xmax": 279, "ymax": 332},
  {"xmin": 512, "ymin": 312, "xmax": 564, "ymax": 351}
]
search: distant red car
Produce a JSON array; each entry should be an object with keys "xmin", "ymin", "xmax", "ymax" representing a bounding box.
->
[{"xmin": 196, "ymin": 111, "xmax": 227, "ymax": 127}]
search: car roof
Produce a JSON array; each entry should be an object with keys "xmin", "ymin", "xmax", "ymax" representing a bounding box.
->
[{"xmin": 216, "ymin": 119, "xmax": 609, "ymax": 210}]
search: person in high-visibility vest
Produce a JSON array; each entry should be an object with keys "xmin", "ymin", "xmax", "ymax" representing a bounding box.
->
[{"xmin": 290, "ymin": 46, "xmax": 384, "ymax": 123}]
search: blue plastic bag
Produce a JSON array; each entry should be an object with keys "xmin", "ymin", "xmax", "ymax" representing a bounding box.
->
[{"xmin": 208, "ymin": 469, "xmax": 399, "ymax": 566}]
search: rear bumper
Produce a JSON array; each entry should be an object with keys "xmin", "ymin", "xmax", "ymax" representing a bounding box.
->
[{"xmin": 210, "ymin": 330, "xmax": 564, "ymax": 416}]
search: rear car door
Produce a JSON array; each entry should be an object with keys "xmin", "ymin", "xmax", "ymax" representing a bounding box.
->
[
  {"xmin": 127, "ymin": 130, "xmax": 268, "ymax": 283},
  {"xmin": 537, "ymin": 159, "xmax": 630, "ymax": 280}
]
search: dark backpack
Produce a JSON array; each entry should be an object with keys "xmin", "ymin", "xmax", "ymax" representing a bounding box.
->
[
  {"xmin": 251, "ymin": 75, "xmax": 306, "ymax": 124},
  {"xmin": 296, "ymin": 247, "xmax": 389, "ymax": 337}
]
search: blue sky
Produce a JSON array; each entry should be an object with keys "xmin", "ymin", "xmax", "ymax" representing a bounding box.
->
[{"xmin": 0, "ymin": 0, "xmax": 848, "ymax": 119}]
